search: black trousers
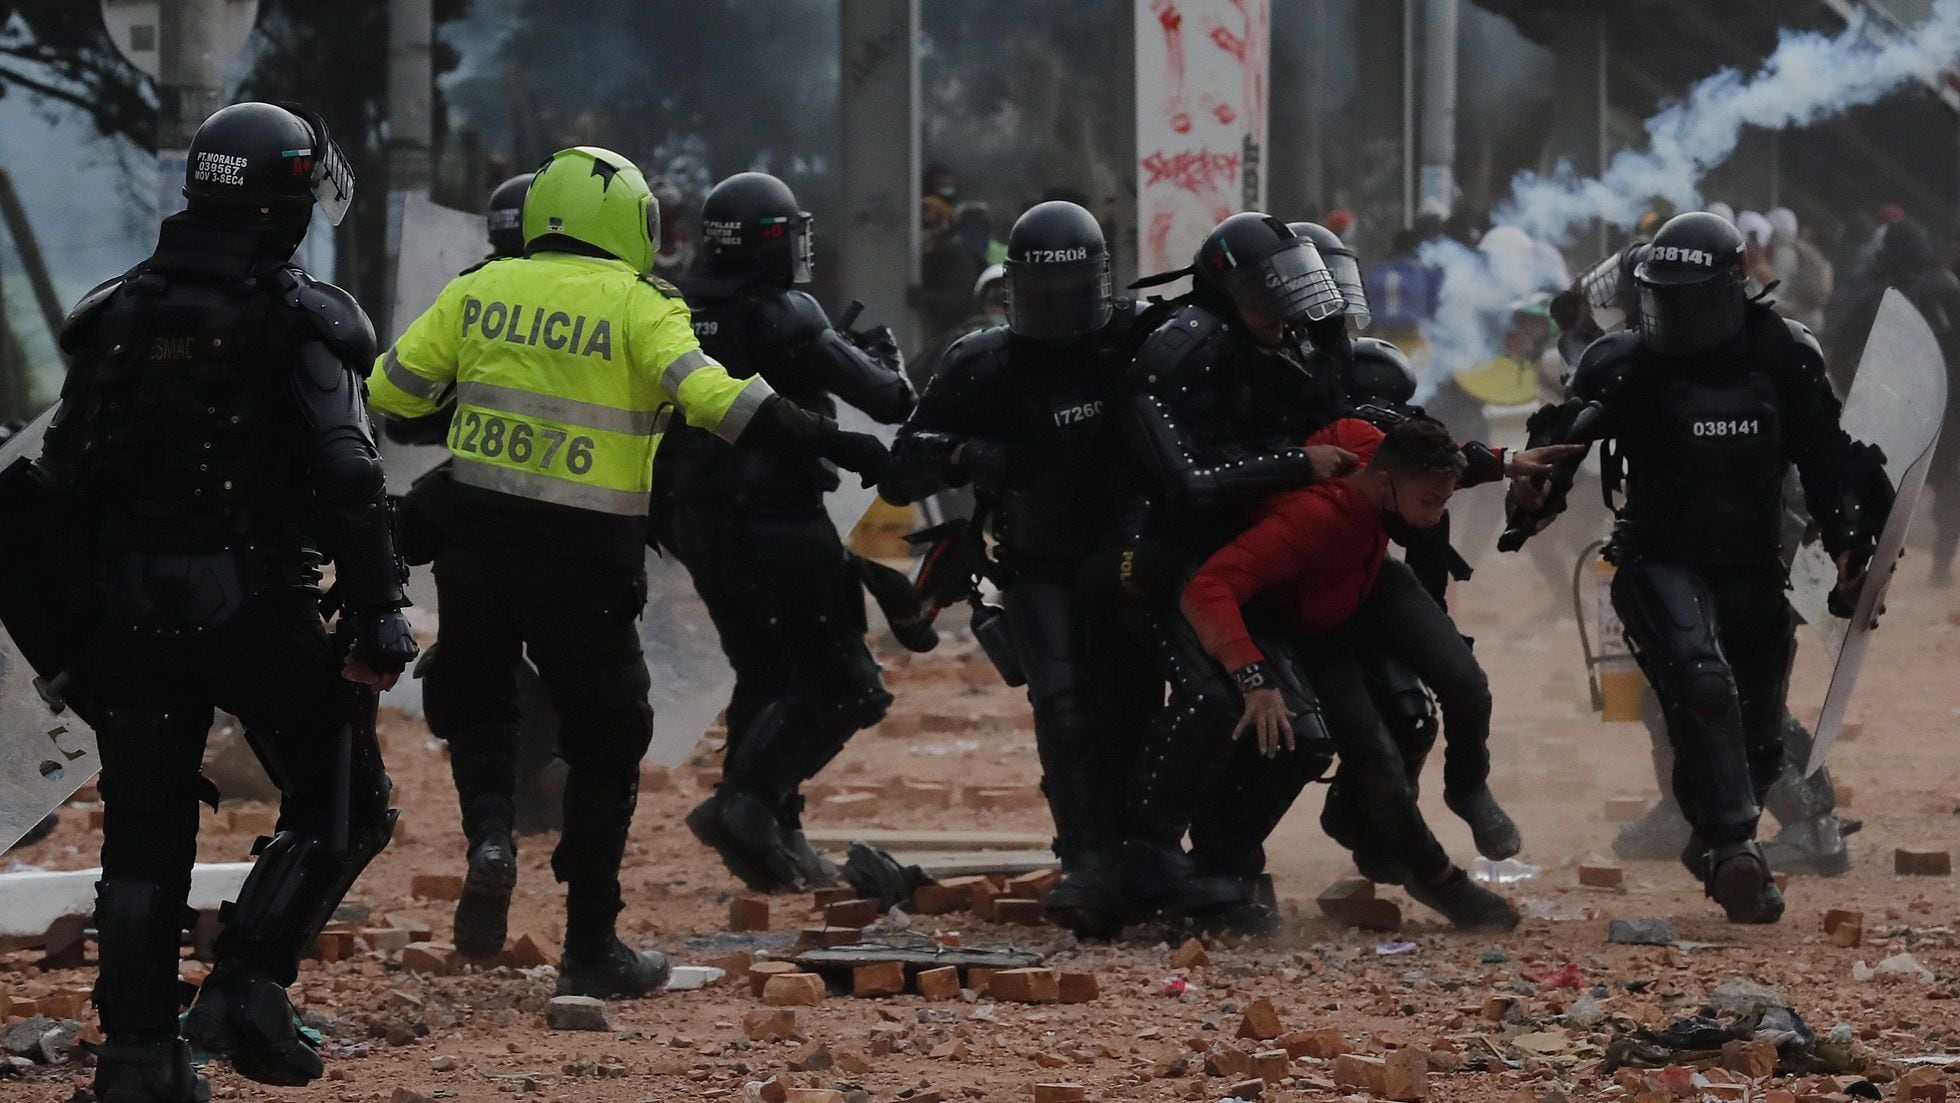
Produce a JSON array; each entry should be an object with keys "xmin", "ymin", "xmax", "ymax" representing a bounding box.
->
[
  {"xmin": 1350, "ymin": 558, "xmax": 1492, "ymax": 794},
  {"xmin": 91, "ymin": 599, "xmax": 385, "ymax": 1037},
  {"xmin": 661, "ymin": 504, "xmax": 890, "ymax": 816},
  {"xmin": 424, "ymin": 540, "xmax": 652, "ymax": 888},
  {"xmin": 1612, "ymin": 559, "xmax": 1795, "ymax": 849},
  {"xmin": 1001, "ymin": 563, "xmax": 1158, "ymax": 867}
]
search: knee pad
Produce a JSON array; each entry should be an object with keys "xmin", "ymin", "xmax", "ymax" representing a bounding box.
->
[
  {"xmin": 217, "ymin": 810, "xmax": 394, "ymax": 985},
  {"xmin": 1673, "ymin": 656, "xmax": 1737, "ymax": 721}
]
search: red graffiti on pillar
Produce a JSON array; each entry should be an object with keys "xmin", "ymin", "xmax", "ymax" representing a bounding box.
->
[{"xmin": 1153, "ymin": 0, "xmax": 1192, "ymax": 134}]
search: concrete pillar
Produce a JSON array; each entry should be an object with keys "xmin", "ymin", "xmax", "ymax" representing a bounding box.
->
[
  {"xmin": 387, "ymin": 0, "xmax": 434, "ymax": 195},
  {"xmin": 839, "ymin": 0, "xmax": 922, "ymax": 353},
  {"xmin": 157, "ymin": 0, "xmax": 230, "ymax": 217},
  {"xmin": 1546, "ymin": 4, "xmax": 1609, "ymax": 250},
  {"xmin": 1418, "ymin": 0, "xmax": 1458, "ymax": 216}
]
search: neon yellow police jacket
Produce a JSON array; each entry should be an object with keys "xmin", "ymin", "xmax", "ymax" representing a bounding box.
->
[{"xmin": 368, "ymin": 252, "xmax": 773, "ymax": 518}]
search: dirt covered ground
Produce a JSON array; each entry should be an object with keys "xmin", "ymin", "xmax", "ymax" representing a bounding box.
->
[{"xmin": 7, "ymin": 535, "xmax": 1960, "ymax": 1103}]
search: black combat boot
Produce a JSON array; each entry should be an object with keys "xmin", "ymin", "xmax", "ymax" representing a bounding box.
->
[
  {"xmin": 93, "ymin": 1039, "xmax": 212, "ymax": 1103},
  {"xmin": 181, "ymin": 963, "xmax": 322, "ymax": 1086},
  {"xmin": 1444, "ymin": 786, "xmax": 1522, "ymax": 860},
  {"xmin": 556, "ymin": 881, "xmax": 671, "ymax": 998},
  {"xmin": 454, "ymin": 815, "xmax": 518, "ymax": 960},
  {"xmin": 1706, "ymin": 840, "xmax": 1784, "ymax": 924},
  {"xmin": 1404, "ymin": 867, "xmax": 1521, "ymax": 931},
  {"xmin": 1045, "ymin": 849, "xmax": 1128, "ymax": 940},
  {"xmin": 686, "ymin": 787, "xmax": 803, "ymax": 893},
  {"xmin": 777, "ymin": 794, "xmax": 841, "ymax": 889}
]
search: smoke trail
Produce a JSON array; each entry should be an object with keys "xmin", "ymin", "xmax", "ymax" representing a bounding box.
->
[
  {"xmin": 1419, "ymin": 0, "xmax": 1960, "ymax": 383},
  {"xmin": 1501, "ymin": 0, "xmax": 1960, "ymax": 243}
]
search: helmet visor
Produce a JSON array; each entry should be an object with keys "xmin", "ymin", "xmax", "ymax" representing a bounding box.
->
[
  {"xmin": 1324, "ymin": 250, "xmax": 1371, "ymax": 328},
  {"xmin": 791, "ymin": 214, "xmax": 814, "ymax": 284},
  {"xmin": 309, "ymin": 135, "xmax": 355, "ymax": 226},
  {"xmin": 1637, "ymin": 278, "xmax": 1744, "ymax": 357},
  {"xmin": 1226, "ymin": 241, "xmax": 1346, "ymax": 330},
  {"xmin": 1578, "ymin": 251, "xmax": 1628, "ymax": 332},
  {"xmin": 1005, "ymin": 256, "xmax": 1113, "ymax": 341}
]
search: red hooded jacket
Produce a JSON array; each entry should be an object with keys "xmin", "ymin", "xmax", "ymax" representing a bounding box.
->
[{"xmin": 1180, "ymin": 418, "xmax": 1390, "ymax": 672}]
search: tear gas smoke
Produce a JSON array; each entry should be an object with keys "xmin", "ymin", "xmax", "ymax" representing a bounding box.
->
[{"xmin": 1420, "ymin": 0, "xmax": 1960, "ymax": 385}]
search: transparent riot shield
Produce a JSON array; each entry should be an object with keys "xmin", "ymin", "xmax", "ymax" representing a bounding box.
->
[{"xmin": 0, "ymin": 405, "xmax": 103, "ymax": 850}]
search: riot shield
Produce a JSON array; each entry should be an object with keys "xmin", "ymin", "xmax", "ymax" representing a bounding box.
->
[
  {"xmin": 641, "ymin": 404, "xmax": 897, "ymax": 766},
  {"xmin": 0, "ymin": 405, "xmax": 103, "ymax": 851},
  {"xmin": 1792, "ymin": 290, "xmax": 1947, "ymax": 775}
]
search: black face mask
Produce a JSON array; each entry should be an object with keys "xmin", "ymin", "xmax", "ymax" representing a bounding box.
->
[{"xmin": 1381, "ymin": 480, "xmax": 1444, "ymax": 544}]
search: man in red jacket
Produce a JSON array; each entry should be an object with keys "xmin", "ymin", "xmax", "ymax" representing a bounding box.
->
[{"xmin": 1181, "ymin": 416, "xmax": 1571, "ymax": 928}]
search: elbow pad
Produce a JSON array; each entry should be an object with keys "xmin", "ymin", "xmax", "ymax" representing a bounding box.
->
[
  {"xmin": 810, "ymin": 327, "xmax": 916, "ymax": 423},
  {"xmin": 292, "ymin": 342, "xmax": 385, "ymax": 507}
]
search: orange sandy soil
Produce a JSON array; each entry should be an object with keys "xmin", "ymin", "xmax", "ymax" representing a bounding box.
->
[{"xmin": 7, "ymin": 543, "xmax": 1960, "ymax": 1103}]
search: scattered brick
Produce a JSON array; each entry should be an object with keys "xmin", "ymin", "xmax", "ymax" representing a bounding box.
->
[
  {"xmin": 1252, "ymin": 1049, "xmax": 1290, "ymax": 1081},
  {"xmin": 748, "ymin": 960, "xmax": 799, "ymax": 997},
  {"xmin": 1896, "ymin": 848, "xmax": 1952, "ymax": 876},
  {"xmin": 729, "ymin": 897, "xmax": 770, "ymax": 932},
  {"xmin": 912, "ymin": 876, "xmax": 983, "ymax": 915},
  {"xmin": 990, "ymin": 968, "xmax": 1059, "ymax": 1003},
  {"xmin": 1057, "ymin": 972, "xmax": 1099, "ymax": 1004},
  {"xmin": 1824, "ymin": 909, "xmax": 1864, "ymax": 948},
  {"xmin": 509, "ymin": 931, "xmax": 560, "ymax": 969},
  {"xmin": 1170, "ymin": 937, "xmax": 1210, "ymax": 969},
  {"xmin": 1579, "ymin": 863, "xmax": 1625, "ymax": 889},
  {"xmin": 1032, "ymin": 1085, "xmax": 1086, "ymax": 1103},
  {"xmin": 812, "ymin": 887, "xmax": 858, "ymax": 908},
  {"xmin": 762, "ymin": 972, "xmax": 826, "ymax": 1007},
  {"xmin": 1006, "ymin": 869, "xmax": 1063, "ymax": 900},
  {"xmin": 703, "ymin": 949, "xmax": 752, "ymax": 978},
  {"xmin": 1382, "ymin": 1046, "xmax": 1429, "ymax": 1100},
  {"xmin": 969, "ymin": 879, "xmax": 1005, "ymax": 922},
  {"xmin": 852, "ymin": 961, "xmax": 906, "ymax": 998},
  {"xmin": 1722, "ymin": 1039, "xmax": 1778, "ymax": 1079},
  {"xmin": 915, "ymin": 965, "xmax": 961, "ymax": 1000},
  {"xmin": 1334, "ymin": 1053, "xmax": 1389, "ymax": 1095},
  {"xmin": 742, "ymin": 1009, "xmax": 799, "ymax": 1042},
  {"xmin": 787, "ymin": 1041, "xmax": 833, "ymax": 1071},
  {"xmin": 399, "ymin": 942, "xmax": 452, "ymax": 975},
  {"xmin": 1279, "ymin": 1027, "xmax": 1347, "ymax": 1059},
  {"xmin": 1603, "ymin": 797, "xmax": 1651, "ymax": 822},
  {"xmin": 823, "ymin": 898, "xmax": 881, "ymax": 928},
  {"xmin": 409, "ymin": 873, "xmax": 463, "ymax": 901},
  {"xmin": 1237, "ymin": 996, "xmax": 1284, "ymax": 1040},
  {"xmin": 992, "ymin": 897, "xmax": 1045, "ymax": 926},
  {"xmin": 1225, "ymin": 1079, "xmax": 1267, "ymax": 1101}
]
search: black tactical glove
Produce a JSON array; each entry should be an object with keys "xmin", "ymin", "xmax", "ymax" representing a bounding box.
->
[
  {"xmin": 846, "ymin": 324, "xmax": 904, "ymax": 370},
  {"xmin": 823, "ymin": 429, "xmax": 891, "ymax": 488},
  {"xmin": 344, "ymin": 607, "xmax": 419, "ymax": 677}
]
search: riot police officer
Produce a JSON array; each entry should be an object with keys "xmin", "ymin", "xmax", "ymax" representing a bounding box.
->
[
  {"xmin": 1111, "ymin": 213, "xmax": 1356, "ymax": 923},
  {"xmin": 369, "ymin": 147, "xmax": 888, "ymax": 994},
  {"xmin": 1508, "ymin": 212, "xmax": 1889, "ymax": 922},
  {"xmin": 879, "ymin": 200, "xmax": 1155, "ymax": 935},
  {"xmin": 662, "ymin": 171, "xmax": 916, "ymax": 894},
  {"xmin": 22, "ymin": 101, "xmax": 415, "ymax": 1099}
]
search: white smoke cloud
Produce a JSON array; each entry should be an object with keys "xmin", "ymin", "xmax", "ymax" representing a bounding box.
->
[{"xmin": 1421, "ymin": 0, "xmax": 1960, "ymax": 384}]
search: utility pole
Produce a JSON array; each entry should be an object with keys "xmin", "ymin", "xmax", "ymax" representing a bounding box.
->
[
  {"xmin": 156, "ymin": 0, "xmax": 230, "ymax": 218},
  {"xmin": 383, "ymin": 0, "xmax": 434, "ymax": 335},
  {"xmin": 1418, "ymin": 0, "xmax": 1458, "ymax": 217},
  {"xmin": 103, "ymin": 0, "xmax": 258, "ymax": 215},
  {"xmin": 838, "ymin": 0, "xmax": 921, "ymax": 354}
]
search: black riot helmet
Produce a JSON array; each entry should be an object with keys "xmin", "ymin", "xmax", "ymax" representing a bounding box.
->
[
  {"xmin": 183, "ymin": 101, "xmax": 355, "ymax": 226},
  {"xmin": 1290, "ymin": 221, "xmax": 1370, "ymax": 328},
  {"xmin": 1193, "ymin": 213, "xmax": 1346, "ymax": 341},
  {"xmin": 1345, "ymin": 337, "xmax": 1418, "ymax": 408},
  {"xmin": 1635, "ymin": 212, "xmax": 1748, "ymax": 356},
  {"xmin": 485, "ymin": 173, "xmax": 534, "ymax": 259},
  {"xmin": 1002, "ymin": 200, "xmax": 1112, "ymax": 341},
  {"xmin": 698, "ymin": 171, "xmax": 814, "ymax": 286}
]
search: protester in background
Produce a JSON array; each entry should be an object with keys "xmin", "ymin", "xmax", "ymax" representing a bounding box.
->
[
  {"xmin": 1737, "ymin": 211, "xmax": 1779, "ymax": 293},
  {"xmin": 1767, "ymin": 207, "xmax": 1833, "ymax": 335},
  {"xmin": 1365, "ymin": 227, "xmax": 1440, "ymax": 350},
  {"xmin": 915, "ymin": 192, "xmax": 983, "ymax": 348}
]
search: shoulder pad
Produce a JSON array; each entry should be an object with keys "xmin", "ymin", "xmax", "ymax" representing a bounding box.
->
[
  {"xmin": 1132, "ymin": 302, "xmax": 1225, "ymax": 392},
  {"xmin": 1782, "ymin": 317, "xmax": 1824, "ymax": 360},
  {"xmin": 637, "ymin": 272, "xmax": 685, "ymax": 299},
  {"xmin": 940, "ymin": 325, "xmax": 1012, "ymax": 377},
  {"xmin": 749, "ymin": 288, "xmax": 832, "ymax": 344},
  {"xmin": 59, "ymin": 276, "xmax": 125, "ymax": 354},
  {"xmin": 277, "ymin": 269, "xmax": 378, "ymax": 369},
  {"xmin": 1569, "ymin": 330, "xmax": 1644, "ymax": 402}
]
